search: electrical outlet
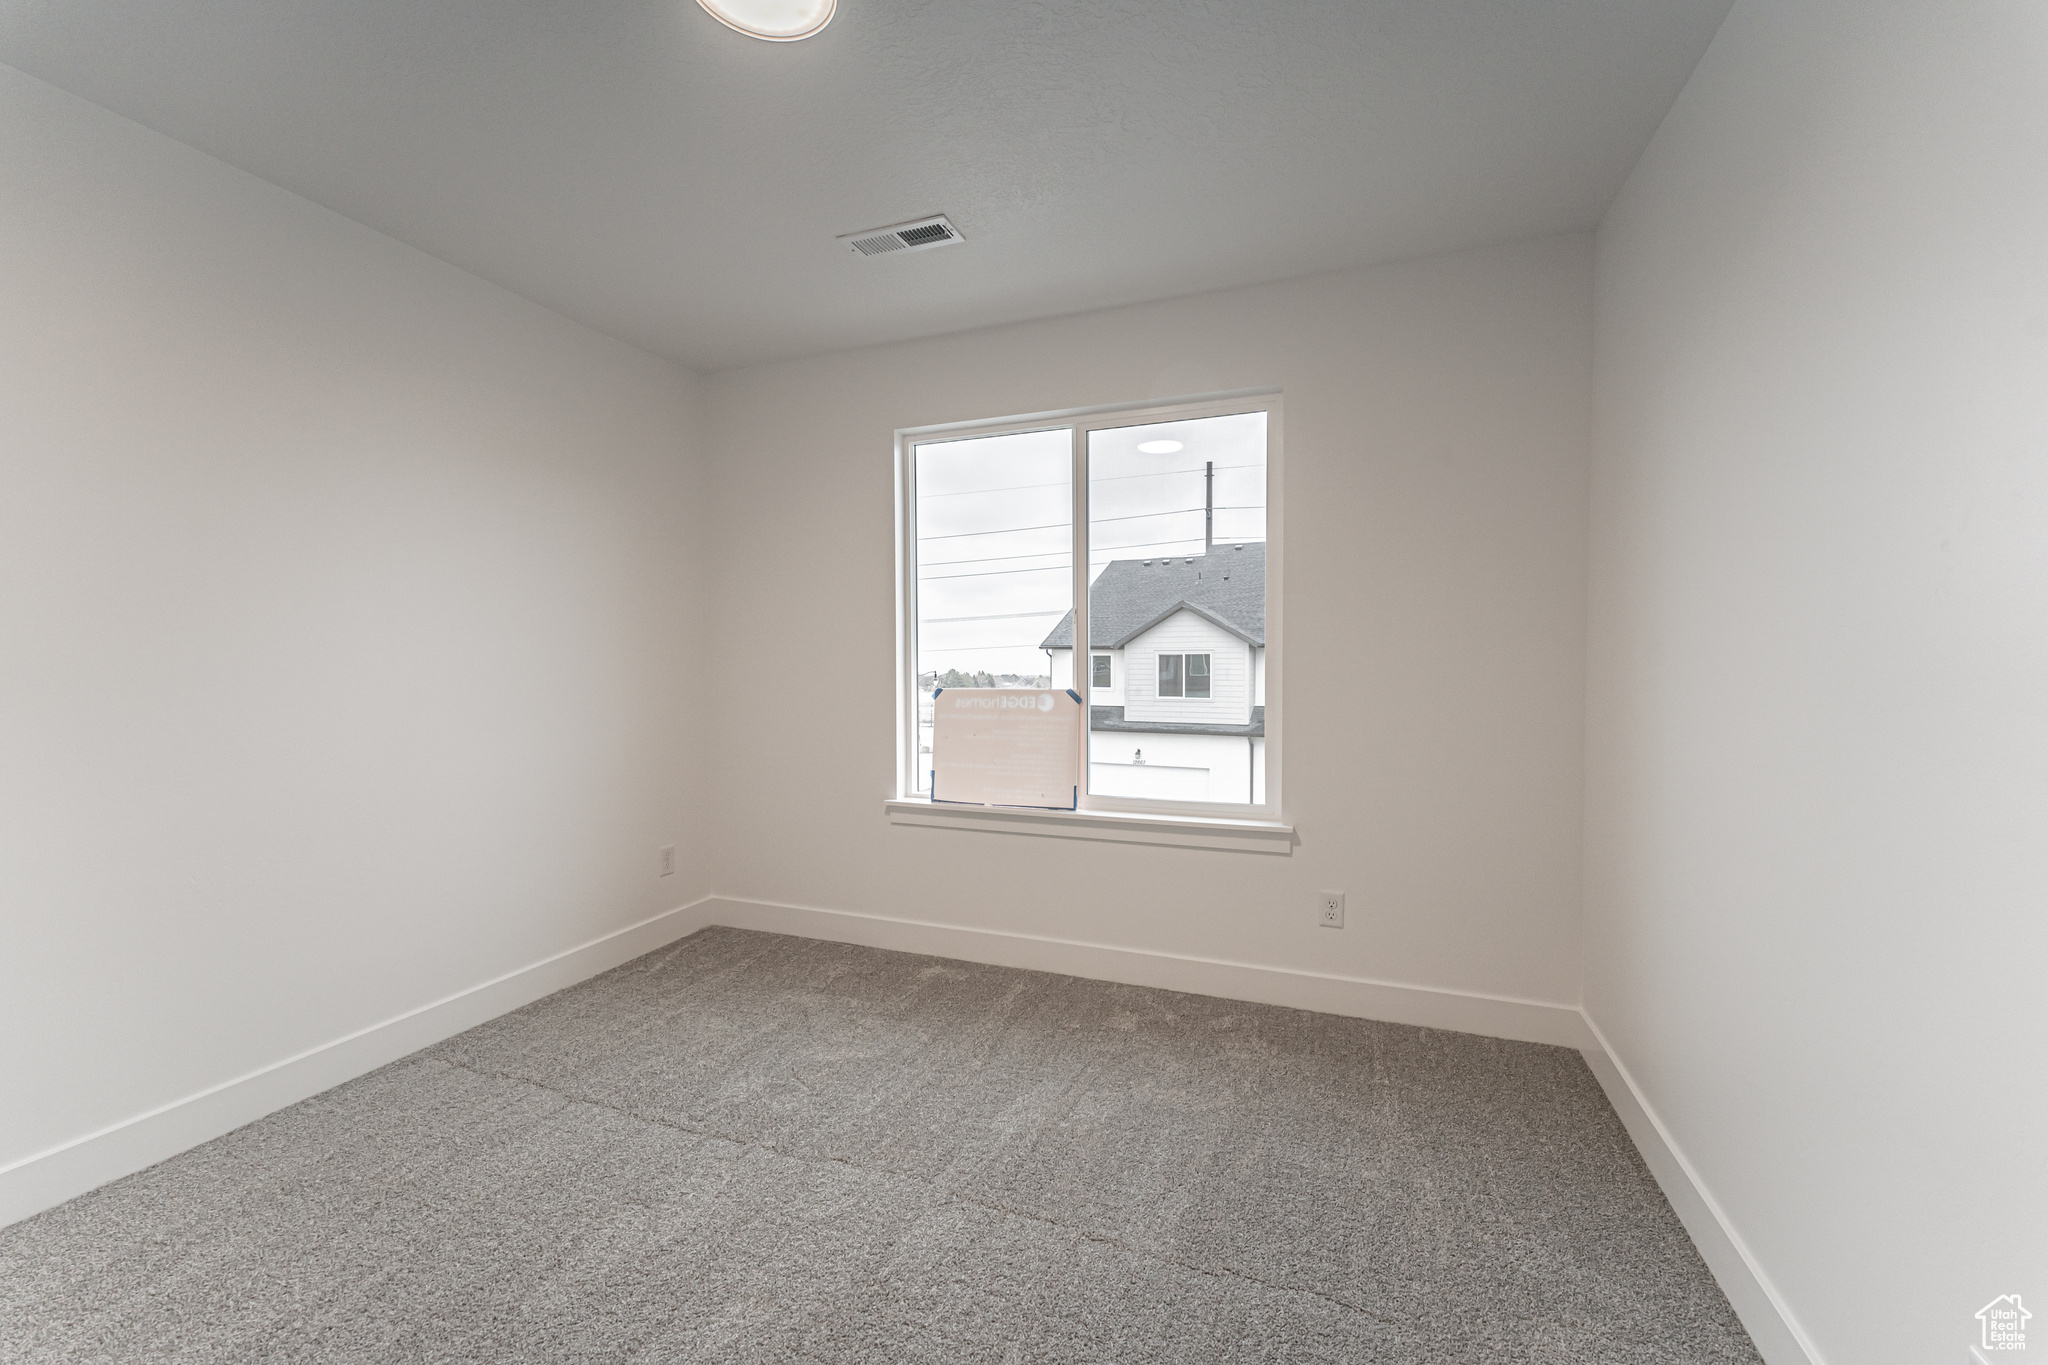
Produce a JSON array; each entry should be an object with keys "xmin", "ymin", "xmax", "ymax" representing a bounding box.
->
[
  {"xmin": 660, "ymin": 845, "xmax": 676, "ymax": 877},
  {"xmin": 1316, "ymin": 890, "xmax": 1345, "ymax": 928}
]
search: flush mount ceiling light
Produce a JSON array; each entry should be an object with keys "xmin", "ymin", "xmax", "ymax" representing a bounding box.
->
[
  {"xmin": 695, "ymin": 0, "xmax": 834, "ymax": 41},
  {"xmin": 1137, "ymin": 440, "xmax": 1184, "ymax": 454}
]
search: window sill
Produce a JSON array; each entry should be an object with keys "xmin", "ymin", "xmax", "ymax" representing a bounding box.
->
[{"xmin": 884, "ymin": 798, "xmax": 1294, "ymax": 854}]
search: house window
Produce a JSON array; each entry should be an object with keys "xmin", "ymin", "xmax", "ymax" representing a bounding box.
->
[
  {"xmin": 901, "ymin": 396, "xmax": 1275, "ymax": 813},
  {"xmin": 1156, "ymin": 653, "xmax": 1210, "ymax": 699}
]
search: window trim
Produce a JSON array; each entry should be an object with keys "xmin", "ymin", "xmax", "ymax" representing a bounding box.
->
[
  {"xmin": 882, "ymin": 797, "xmax": 1293, "ymax": 853},
  {"xmin": 1154, "ymin": 651, "xmax": 1211, "ymax": 701},
  {"xmin": 1091, "ymin": 654, "xmax": 1113, "ymax": 690},
  {"xmin": 895, "ymin": 389, "xmax": 1283, "ymax": 829}
]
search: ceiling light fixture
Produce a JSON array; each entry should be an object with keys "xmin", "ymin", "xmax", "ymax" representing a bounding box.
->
[
  {"xmin": 695, "ymin": 0, "xmax": 835, "ymax": 41},
  {"xmin": 1137, "ymin": 440, "xmax": 1184, "ymax": 454}
]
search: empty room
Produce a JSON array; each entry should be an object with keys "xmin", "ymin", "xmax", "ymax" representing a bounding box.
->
[{"xmin": 2, "ymin": 1, "xmax": 2041, "ymax": 1362}]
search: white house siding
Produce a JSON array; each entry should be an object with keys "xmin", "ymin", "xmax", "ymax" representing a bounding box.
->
[
  {"xmin": 1088, "ymin": 761, "xmax": 1209, "ymax": 802},
  {"xmin": 1121, "ymin": 610, "xmax": 1253, "ymax": 726},
  {"xmin": 1093, "ymin": 647, "xmax": 1126, "ymax": 704},
  {"xmin": 1089, "ymin": 729, "xmax": 1255, "ymax": 804},
  {"xmin": 1048, "ymin": 647, "xmax": 1126, "ymax": 704}
]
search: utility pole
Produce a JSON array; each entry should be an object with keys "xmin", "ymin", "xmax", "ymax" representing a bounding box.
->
[{"xmin": 1204, "ymin": 460, "xmax": 1214, "ymax": 555}]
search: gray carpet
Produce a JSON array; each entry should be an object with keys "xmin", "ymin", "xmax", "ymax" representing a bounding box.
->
[{"xmin": 1, "ymin": 927, "xmax": 1761, "ymax": 1363}]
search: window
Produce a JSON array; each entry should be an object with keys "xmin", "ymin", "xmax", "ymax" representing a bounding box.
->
[
  {"xmin": 1156, "ymin": 653, "xmax": 1210, "ymax": 699},
  {"xmin": 900, "ymin": 396, "xmax": 1276, "ymax": 816},
  {"xmin": 1158, "ymin": 653, "xmax": 1181, "ymax": 697}
]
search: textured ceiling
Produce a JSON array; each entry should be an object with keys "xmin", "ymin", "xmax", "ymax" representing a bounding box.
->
[{"xmin": 0, "ymin": 0, "xmax": 1730, "ymax": 371}]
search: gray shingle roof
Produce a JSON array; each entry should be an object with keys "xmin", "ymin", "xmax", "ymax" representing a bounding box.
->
[
  {"xmin": 1090, "ymin": 705, "xmax": 1264, "ymax": 737},
  {"xmin": 1040, "ymin": 543, "xmax": 1264, "ymax": 649}
]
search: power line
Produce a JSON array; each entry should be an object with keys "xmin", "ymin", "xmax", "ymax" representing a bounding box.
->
[
  {"xmin": 1089, "ymin": 531, "xmax": 1264, "ymax": 558},
  {"xmin": 917, "ymin": 520, "xmax": 1069, "ymax": 543},
  {"xmin": 921, "ymin": 609, "xmax": 1067, "ymax": 624},
  {"xmin": 923, "ymin": 534, "xmax": 1266, "ymax": 580},
  {"xmin": 920, "ymin": 506, "xmax": 1205, "ymax": 542},
  {"xmin": 1092, "ymin": 507, "xmax": 1238, "ymax": 524},
  {"xmin": 919, "ymin": 563, "xmax": 1070, "ymax": 581},
  {"xmin": 915, "ymin": 461, "xmax": 1264, "ymax": 501},
  {"xmin": 922, "ymin": 549, "xmax": 1073, "ymax": 568},
  {"xmin": 1123, "ymin": 461, "xmax": 1263, "ymax": 474},
  {"xmin": 918, "ymin": 478, "xmax": 1068, "ymax": 500},
  {"xmin": 924, "ymin": 519, "xmax": 1257, "ymax": 565},
  {"xmin": 917, "ymin": 480, "xmax": 1064, "ymax": 501},
  {"xmin": 1088, "ymin": 536, "xmax": 1210, "ymax": 555}
]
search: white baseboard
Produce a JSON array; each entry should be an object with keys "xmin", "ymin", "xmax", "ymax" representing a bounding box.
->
[
  {"xmin": 714, "ymin": 896, "xmax": 1816, "ymax": 1364},
  {"xmin": 1578, "ymin": 1015, "xmax": 1823, "ymax": 1365},
  {"xmin": 0, "ymin": 896, "xmax": 718, "ymax": 1231},
  {"xmin": 4, "ymin": 888, "xmax": 1815, "ymax": 1365},
  {"xmin": 702, "ymin": 895, "xmax": 1594, "ymax": 1049}
]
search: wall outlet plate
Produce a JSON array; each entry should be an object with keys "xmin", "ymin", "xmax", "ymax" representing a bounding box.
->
[
  {"xmin": 660, "ymin": 845, "xmax": 676, "ymax": 877},
  {"xmin": 1317, "ymin": 890, "xmax": 1345, "ymax": 928}
]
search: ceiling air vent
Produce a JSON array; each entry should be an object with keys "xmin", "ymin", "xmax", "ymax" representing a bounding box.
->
[{"xmin": 837, "ymin": 215, "xmax": 964, "ymax": 258}]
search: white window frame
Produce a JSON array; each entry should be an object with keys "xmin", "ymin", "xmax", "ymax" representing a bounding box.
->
[
  {"xmin": 891, "ymin": 391, "xmax": 1286, "ymax": 843},
  {"xmin": 1091, "ymin": 654, "xmax": 1113, "ymax": 690}
]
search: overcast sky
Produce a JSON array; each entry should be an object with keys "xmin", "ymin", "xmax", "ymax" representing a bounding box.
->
[{"xmin": 915, "ymin": 412, "xmax": 1266, "ymax": 679}]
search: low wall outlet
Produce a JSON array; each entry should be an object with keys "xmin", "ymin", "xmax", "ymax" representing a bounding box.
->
[
  {"xmin": 1317, "ymin": 891, "xmax": 1345, "ymax": 928},
  {"xmin": 660, "ymin": 845, "xmax": 676, "ymax": 877}
]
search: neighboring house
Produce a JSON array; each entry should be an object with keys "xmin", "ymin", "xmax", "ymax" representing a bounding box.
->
[{"xmin": 1042, "ymin": 543, "xmax": 1265, "ymax": 803}]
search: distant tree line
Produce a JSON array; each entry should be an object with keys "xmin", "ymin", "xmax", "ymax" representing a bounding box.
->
[{"xmin": 918, "ymin": 670, "xmax": 1052, "ymax": 692}]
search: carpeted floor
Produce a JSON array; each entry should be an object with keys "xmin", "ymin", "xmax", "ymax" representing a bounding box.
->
[{"xmin": 1, "ymin": 927, "xmax": 1762, "ymax": 1363}]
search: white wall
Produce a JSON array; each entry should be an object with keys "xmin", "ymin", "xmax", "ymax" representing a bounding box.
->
[
  {"xmin": 1585, "ymin": 4, "xmax": 2048, "ymax": 1362},
  {"xmin": 706, "ymin": 235, "xmax": 1591, "ymax": 1008},
  {"xmin": 0, "ymin": 66, "xmax": 709, "ymax": 1205}
]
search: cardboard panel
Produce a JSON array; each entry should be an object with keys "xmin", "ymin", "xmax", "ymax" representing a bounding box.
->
[{"xmin": 931, "ymin": 689, "xmax": 1081, "ymax": 810}]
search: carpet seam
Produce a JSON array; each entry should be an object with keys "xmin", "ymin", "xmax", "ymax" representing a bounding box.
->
[{"xmin": 437, "ymin": 1058, "xmax": 1406, "ymax": 1331}]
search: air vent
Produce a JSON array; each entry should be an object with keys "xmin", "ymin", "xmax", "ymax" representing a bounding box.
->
[{"xmin": 837, "ymin": 215, "xmax": 964, "ymax": 258}]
